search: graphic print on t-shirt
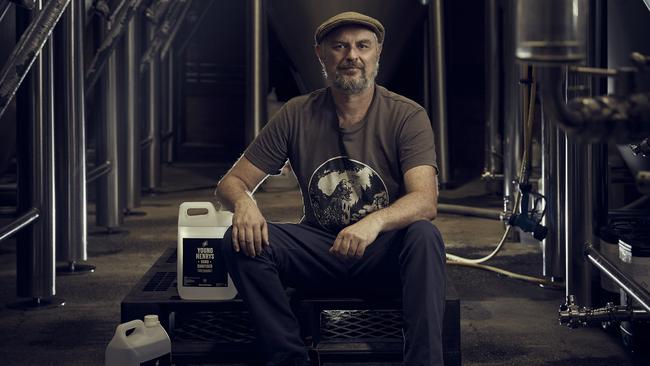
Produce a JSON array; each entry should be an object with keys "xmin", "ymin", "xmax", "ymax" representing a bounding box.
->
[{"xmin": 308, "ymin": 156, "xmax": 389, "ymax": 232}]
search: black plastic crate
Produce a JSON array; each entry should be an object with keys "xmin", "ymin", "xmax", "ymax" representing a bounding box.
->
[{"xmin": 121, "ymin": 248, "xmax": 461, "ymax": 365}]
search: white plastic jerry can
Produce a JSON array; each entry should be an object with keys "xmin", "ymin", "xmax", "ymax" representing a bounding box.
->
[
  {"xmin": 177, "ymin": 202, "xmax": 238, "ymax": 300},
  {"xmin": 105, "ymin": 315, "xmax": 171, "ymax": 366}
]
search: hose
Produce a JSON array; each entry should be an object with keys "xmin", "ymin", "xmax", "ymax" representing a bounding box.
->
[
  {"xmin": 447, "ymin": 260, "xmax": 562, "ymax": 288},
  {"xmin": 445, "ymin": 66, "xmax": 557, "ymax": 287}
]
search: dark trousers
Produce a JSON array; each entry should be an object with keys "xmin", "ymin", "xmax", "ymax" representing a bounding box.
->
[{"xmin": 223, "ymin": 220, "xmax": 446, "ymax": 366}]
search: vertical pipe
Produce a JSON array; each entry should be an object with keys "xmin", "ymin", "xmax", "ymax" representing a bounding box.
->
[
  {"xmin": 245, "ymin": 0, "xmax": 267, "ymax": 144},
  {"xmin": 143, "ymin": 19, "xmax": 161, "ymax": 192},
  {"xmin": 96, "ymin": 32, "xmax": 123, "ymax": 229},
  {"xmin": 116, "ymin": 37, "xmax": 129, "ymax": 215},
  {"xmin": 484, "ymin": 0, "xmax": 502, "ymax": 177},
  {"xmin": 502, "ymin": 0, "xmax": 523, "ymax": 218},
  {"xmin": 422, "ymin": 22, "xmax": 430, "ymax": 113},
  {"xmin": 158, "ymin": 40, "xmax": 168, "ymax": 163},
  {"xmin": 125, "ymin": 12, "xmax": 141, "ymax": 209},
  {"xmin": 164, "ymin": 47, "xmax": 174, "ymax": 163},
  {"xmin": 55, "ymin": 0, "xmax": 88, "ymax": 261},
  {"xmin": 428, "ymin": 0, "xmax": 450, "ymax": 185},
  {"xmin": 16, "ymin": 1, "xmax": 56, "ymax": 298},
  {"xmin": 565, "ymin": 137, "xmax": 597, "ymax": 306},
  {"xmin": 540, "ymin": 99, "xmax": 565, "ymax": 280}
]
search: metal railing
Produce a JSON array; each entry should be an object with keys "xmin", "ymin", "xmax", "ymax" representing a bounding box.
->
[
  {"xmin": 0, "ymin": 0, "xmax": 70, "ymax": 120},
  {"xmin": 585, "ymin": 244, "xmax": 650, "ymax": 313},
  {"xmin": 0, "ymin": 208, "xmax": 39, "ymax": 242}
]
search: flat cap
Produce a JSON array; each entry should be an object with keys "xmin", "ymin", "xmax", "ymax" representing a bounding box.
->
[{"xmin": 314, "ymin": 11, "xmax": 385, "ymax": 45}]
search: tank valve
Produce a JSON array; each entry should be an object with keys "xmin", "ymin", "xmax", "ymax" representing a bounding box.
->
[
  {"xmin": 508, "ymin": 183, "xmax": 548, "ymax": 241},
  {"xmin": 559, "ymin": 295, "xmax": 650, "ymax": 328}
]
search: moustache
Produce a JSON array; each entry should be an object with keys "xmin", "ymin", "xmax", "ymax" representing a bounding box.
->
[{"xmin": 338, "ymin": 62, "xmax": 364, "ymax": 70}]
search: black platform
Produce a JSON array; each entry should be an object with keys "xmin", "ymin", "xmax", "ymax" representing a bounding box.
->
[{"xmin": 121, "ymin": 248, "xmax": 461, "ymax": 365}]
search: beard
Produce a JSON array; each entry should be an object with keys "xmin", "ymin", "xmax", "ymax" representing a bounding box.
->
[{"xmin": 322, "ymin": 59, "xmax": 380, "ymax": 95}]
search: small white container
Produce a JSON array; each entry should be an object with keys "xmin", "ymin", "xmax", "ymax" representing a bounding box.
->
[
  {"xmin": 105, "ymin": 315, "xmax": 171, "ymax": 366},
  {"xmin": 177, "ymin": 202, "xmax": 237, "ymax": 300}
]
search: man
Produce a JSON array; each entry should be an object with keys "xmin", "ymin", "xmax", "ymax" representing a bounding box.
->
[{"xmin": 216, "ymin": 11, "xmax": 446, "ymax": 366}]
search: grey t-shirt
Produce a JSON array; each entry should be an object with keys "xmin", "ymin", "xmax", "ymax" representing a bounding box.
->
[{"xmin": 245, "ymin": 84, "xmax": 437, "ymax": 232}]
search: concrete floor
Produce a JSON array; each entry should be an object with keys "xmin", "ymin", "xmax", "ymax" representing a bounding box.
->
[{"xmin": 0, "ymin": 163, "xmax": 646, "ymax": 365}]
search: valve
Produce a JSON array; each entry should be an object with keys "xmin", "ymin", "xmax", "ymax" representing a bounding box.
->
[{"xmin": 508, "ymin": 183, "xmax": 548, "ymax": 241}]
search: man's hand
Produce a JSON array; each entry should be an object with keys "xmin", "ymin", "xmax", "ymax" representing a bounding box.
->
[
  {"xmin": 231, "ymin": 198, "xmax": 269, "ymax": 257},
  {"xmin": 330, "ymin": 217, "xmax": 382, "ymax": 258}
]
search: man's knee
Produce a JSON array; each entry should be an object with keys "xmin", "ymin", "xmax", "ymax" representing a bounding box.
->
[
  {"xmin": 221, "ymin": 226, "xmax": 239, "ymax": 264},
  {"xmin": 405, "ymin": 220, "xmax": 443, "ymax": 241},
  {"xmin": 403, "ymin": 220, "xmax": 445, "ymax": 258},
  {"xmin": 221, "ymin": 225, "xmax": 276, "ymax": 265}
]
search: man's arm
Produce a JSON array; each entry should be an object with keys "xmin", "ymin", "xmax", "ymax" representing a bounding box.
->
[
  {"xmin": 216, "ymin": 156, "xmax": 269, "ymax": 257},
  {"xmin": 330, "ymin": 165, "xmax": 438, "ymax": 258}
]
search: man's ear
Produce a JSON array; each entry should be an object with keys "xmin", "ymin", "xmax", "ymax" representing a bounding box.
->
[
  {"xmin": 377, "ymin": 42, "xmax": 383, "ymax": 57},
  {"xmin": 314, "ymin": 43, "xmax": 324, "ymax": 63}
]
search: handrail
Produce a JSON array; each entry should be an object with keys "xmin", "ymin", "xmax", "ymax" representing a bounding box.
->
[
  {"xmin": 161, "ymin": 131, "xmax": 174, "ymax": 142},
  {"xmin": 8, "ymin": 0, "xmax": 35, "ymax": 9},
  {"xmin": 177, "ymin": 0, "xmax": 214, "ymax": 55},
  {"xmin": 144, "ymin": 0, "xmax": 170, "ymax": 24},
  {"xmin": 0, "ymin": 1, "xmax": 12, "ymax": 23},
  {"xmin": 84, "ymin": 0, "xmax": 144, "ymax": 94},
  {"xmin": 0, "ymin": 207, "xmax": 39, "ymax": 243},
  {"xmin": 139, "ymin": 0, "xmax": 187, "ymax": 73},
  {"xmin": 140, "ymin": 136, "xmax": 153, "ymax": 149},
  {"xmin": 160, "ymin": 0, "xmax": 191, "ymax": 59},
  {"xmin": 0, "ymin": 0, "xmax": 70, "ymax": 121},
  {"xmin": 585, "ymin": 244, "xmax": 650, "ymax": 313},
  {"xmin": 86, "ymin": 161, "xmax": 112, "ymax": 184}
]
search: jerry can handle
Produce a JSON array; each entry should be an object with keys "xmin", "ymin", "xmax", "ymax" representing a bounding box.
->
[
  {"xmin": 181, "ymin": 202, "xmax": 216, "ymax": 219},
  {"xmin": 115, "ymin": 319, "xmax": 144, "ymax": 339}
]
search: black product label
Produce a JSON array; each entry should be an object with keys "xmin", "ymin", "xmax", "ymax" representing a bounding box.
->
[
  {"xmin": 141, "ymin": 353, "xmax": 171, "ymax": 365},
  {"xmin": 183, "ymin": 238, "xmax": 228, "ymax": 287}
]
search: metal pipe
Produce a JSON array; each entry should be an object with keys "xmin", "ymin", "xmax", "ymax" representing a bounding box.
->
[
  {"xmin": 0, "ymin": 208, "xmax": 39, "ymax": 242},
  {"xmin": 245, "ymin": 0, "xmax": 267, "ymax": 144},
  {"xmin": 86, "ymin": 161, "xmax": 112, "ymax": 184},
  {"xmin": 564, "ymin": 129, "xmax": 588, "ymax": 304},
  {"xmin": 539, "ymin": 67, "xmax": 650, "ymax": 143},
  {"xmin": 161, "ymin": 131, "xmax": 174, "ymax": 142},
  {"xmin": 428, "ymin": 0, "xmax": 450, "ymax": 186},
  {"xmin": 177, "ymin": 0, "xmax": 214, "ymax": 55},
  {"xmin": 0, "ymin": 0, "xmax": 70, "ymax": 121},
  {"xmin": 0, "ymin": 1, "xmax": 12, "ymax": 23},
  {"xmin": 84, "ymin": 0, "xmax": 144, "ymax": 94},
  {"xmin": 540, "ymin": 98, "xmax": 565, "ymax": 279},
  {"xmin": 142, "ymin": 20, "xmax": 161, "ymax": 192},
  {"xmin": 15, "ymin": 0, "xmax": 56, "ymax": 298},
  {"xmin": 563, "ymin": 66, "xmax": 601, "ymax": 306},
  {"xmin": 96, "ymin": 40, "xmax": 123, "ymax": 229},
  {"xmin": 144, "ymin": 0, "xmax": 170, "ymax": 24},
  {"xmin": 159, "ymin": 36, "xmax": 170, "ymax": 164},
  {"xmin": 502, "ymin": 1, "xmax": 523, "ymax": 221},
  {"xmin": 585, "ymin": 244, "xmax": 650, "ymax": 312},
  {"xmin": 569, "ymin": 66, "xmax": 618, "ymax": 77},
  {"xmin": 139, "ymin": 0, "xmax": 185, "ymax": 74},
  {"xmin": 54, "ymin": 0, "xmax": 87, "ymax": 262},
  {"xmin": 140, "ymin": 136, "xmax": 153, "ymax": 149},
  {"xmin": 559, "ymin": 298, "xmax": 649, "ymax": 328},
  {"xmin": 125, "ymin": 11, "xmax": 141, "ymax": 210},
  {"xmin": 483, "ymin": 0, "xmax": 502, "ymax": 178},
  {"xmin": 107, "ymin": 0, "xmax": 129, "ymax": 24},
  {"xmin": 619, "ymin": 196, "xmax": 649, "ymax": 210},
  {"xmin": 117, "ymin": 37, "xmax": 129, "ymax": 215},
  {"xmin": 163, "ymin": 48, "xmax": 174, "ymax": 163},
  {"xmin": 437, "ymin": 203, "xmax": 503, "ymax": 221},
  {"xmin": 8, "ymin": 0, "xmax": 35, "ymax": 9},
  {"xmin": 159, "ymin": 0, "xmax": 191, "ymax": 59}
]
